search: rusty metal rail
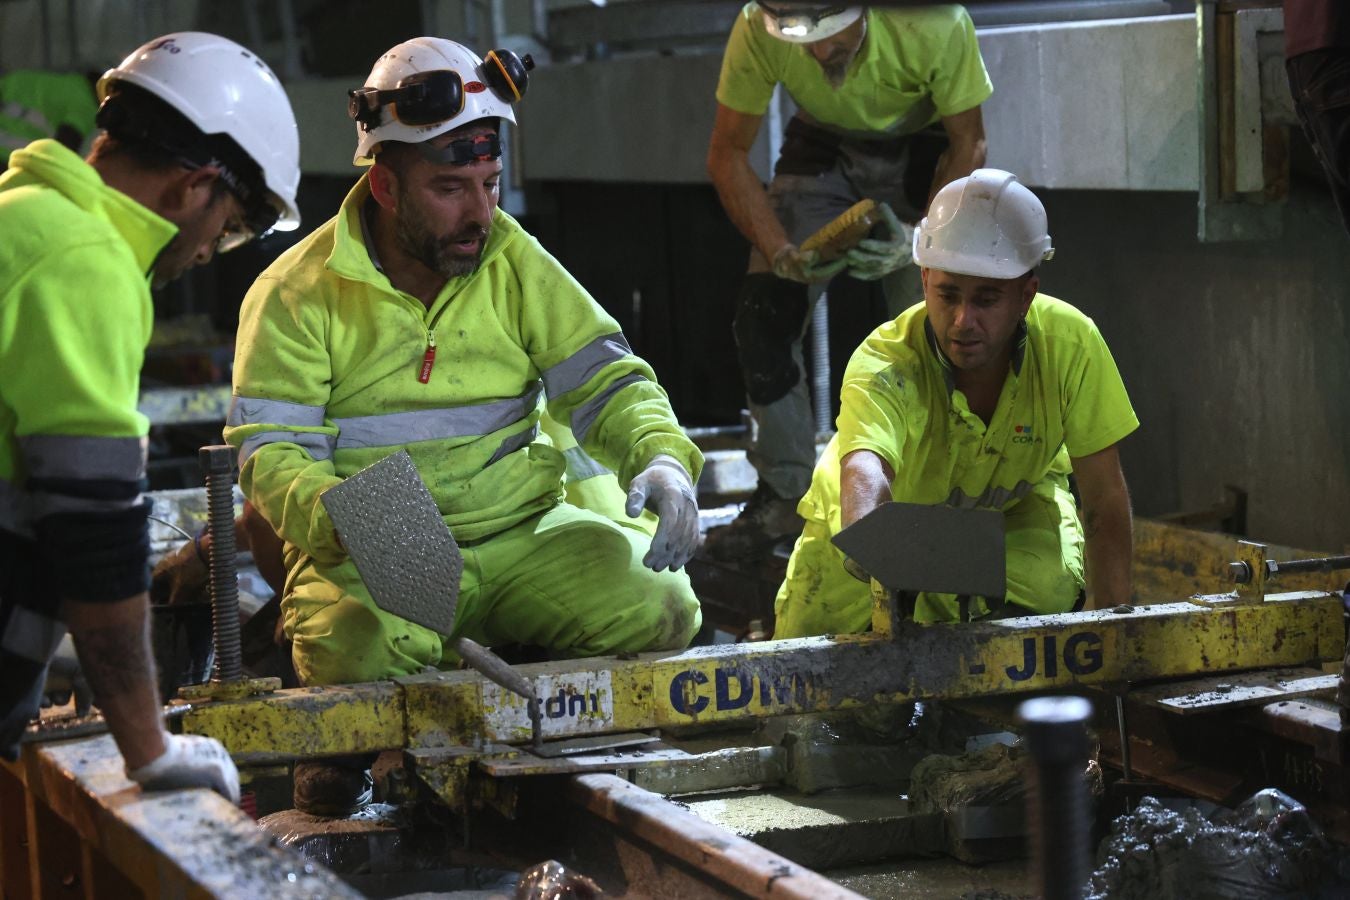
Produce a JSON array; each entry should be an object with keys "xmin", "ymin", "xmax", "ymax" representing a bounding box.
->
[{"xmin": 0, "ymin": 734, "xmax": 359, "ymax": 900}]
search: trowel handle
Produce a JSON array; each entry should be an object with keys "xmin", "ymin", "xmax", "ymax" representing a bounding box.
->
[
  {"xmin": 454, "ymin": 637, "xmax": 543, "ymax": 749},
  {"xmin": 453, "ymin": 637, "xmax": 533, "ymax": 701}
]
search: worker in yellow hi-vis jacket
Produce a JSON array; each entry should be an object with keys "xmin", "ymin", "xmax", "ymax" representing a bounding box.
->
[
  {"xmin": 0, "ymin": 32, "xmax": 302, "ymax": 803},
  {"xmin": 775, "ymin": 170, "xmax": 1139, "ymax": 637},
  {"xmin": 224, "ymin": 37, "xmax": 704, "ymax": 817}
]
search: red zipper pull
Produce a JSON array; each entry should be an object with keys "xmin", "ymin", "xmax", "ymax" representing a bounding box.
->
[{"xmin": 418, "ymin": 330, "xmax": 437, "ymax": 383}]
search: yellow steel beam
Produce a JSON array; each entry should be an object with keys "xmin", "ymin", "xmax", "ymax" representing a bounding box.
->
[
  {"xmin": 186, "ymin": 681, "xmax": 404, "ymax": 765},
  {"xmin": 182, "ymin": 592, "xmax": 1343, "ymax": 762},
  {"xmin": 1131, "ymin": 519, "xmax": 1336, "ymax": 604}
]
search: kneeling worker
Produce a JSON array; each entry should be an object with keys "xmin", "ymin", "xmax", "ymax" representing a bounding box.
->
[
  {"xmin": 225, "ymin": 38, "xmax": 703, "ymax": 816},
  {"xmin": 774, "ymin": 169, "xmax": 1138, "ymax": 636}
]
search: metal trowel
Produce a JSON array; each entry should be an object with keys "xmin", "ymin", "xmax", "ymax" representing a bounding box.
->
[
  {"xmin": 832, "ymin": 501, "xmax": 1006, "ymax": 626},
  {"xmin": 320, "ymin": 450, "xmax": 543, "ymax": 747}
]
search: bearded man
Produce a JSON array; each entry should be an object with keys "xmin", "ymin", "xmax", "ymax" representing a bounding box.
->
[{"xmin": 225, "ymin": 37, "xmax": 703, "ymax": 816}]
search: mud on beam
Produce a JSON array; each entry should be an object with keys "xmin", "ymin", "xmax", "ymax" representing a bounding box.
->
[
  {"xmin": 0, "ymin": 734, "xmax": 360, "ymax": 899},
  {"xmin": 181, "ymin": 593, "xmax": 1345, "ymax": 764}
]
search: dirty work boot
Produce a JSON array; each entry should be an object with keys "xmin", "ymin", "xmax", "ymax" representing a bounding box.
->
[
  {"xmin": 702, "ymin": 482, "xmax": 804, "ymax": 562},
  {"xmin": 293, "ymin": 759, "xmax": 374, "ymax": 817}
]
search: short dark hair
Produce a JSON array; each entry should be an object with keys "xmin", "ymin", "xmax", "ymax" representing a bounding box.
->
[
  {"xmin": 95, "ymin": 83, "xmax": 263, "ymax": 207},
  {"xmin": 372, "ymin": 140, "xmax": 415, "ymax": 180}
]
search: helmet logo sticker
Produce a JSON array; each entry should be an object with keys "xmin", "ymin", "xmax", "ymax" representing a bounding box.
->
[
  {"xmin": 147, "ymin": 38, "xmax": 180, "ymax": 54},
  {"xmin": 464, "ymin": 81, "xmax": 486, "ymax": 93}
]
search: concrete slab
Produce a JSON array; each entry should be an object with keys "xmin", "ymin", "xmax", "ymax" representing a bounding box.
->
[
  {"xmin": 682, "ymin": 788, "xmax": 947, "ymax": 869},
  {"xmin": 634, "ymin": 745, "xmax": 787, "ymax": 795},
  {"xmin": 828, "ymin": 857, "xmax": 1035, "ymax": 900}
]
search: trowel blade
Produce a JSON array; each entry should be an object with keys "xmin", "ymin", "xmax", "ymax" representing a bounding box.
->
[
  {"xmin": 831, "ymin": 501, "xmax": 1005, "ymax": 598},
  {"xmin": 319, "ymin": 450, "xmax": 461, "ymax": 635}
]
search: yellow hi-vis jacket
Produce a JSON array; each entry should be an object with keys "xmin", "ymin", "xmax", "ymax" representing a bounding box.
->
[
  {"xmin": 225, "ymin": 176, "xmax": 702, "ymax": 565},
  {"xmin": 0, "ymin": 140, "xmax": 172, "ymax": 604},
  {"xmin": 0, "ymin": 72, "xmax": 97, "ymax": 163}
]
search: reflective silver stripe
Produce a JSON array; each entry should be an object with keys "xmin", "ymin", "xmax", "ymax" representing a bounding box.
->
[
  {"xmin": 541, "ymin": 333, "xmax": 632, "ymax": 398},
  {"xmin": 0, "ymin": 101, "xmax": 51, "ymax": 132},
  {"xmin": 239, "ymin": 431, "xmax": 334, "ymax": 466},
  {"xmin": 947, "ymin": 480, "xmax": 1035, "ymax": 511},
  {"xmin": 572, "ymin": 374, "xmax": 646, "ymax": 443},
  {"xmin": 1, "ymin": 472, "xmax": 143, "ymax": 526},
  {"xmin": 563, "ymin": 446, "xmax": 611, "ymax": 482},
  {"xmin": 19, "ymin": 435, "xmax": 147, "ymax": 481},
  {"xmin": 486, "ymin": 425, "xmax": 540, "ymax": 467},
  {"xmin": 227, "ymin": 395, "xmax": 326, "ymax": 428},
  {"xmin": 333, "ymin": 384, "xmax": 542, "ymax": 449},
  {"xmin": 0, "ymin": 606, "xmax": 65, "ymax": 664},
  {"xmin": 0, "ymin": 476, "xmax": 34, "ymax": 538},
  {"xmin": 31, "ymin": 492, "xmax": 144, "ymax": 519}
]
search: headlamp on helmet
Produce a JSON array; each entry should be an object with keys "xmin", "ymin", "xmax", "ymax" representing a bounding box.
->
[{"xmin": 757, "ymin": 2, "xmax": 862, "ymax": 44}]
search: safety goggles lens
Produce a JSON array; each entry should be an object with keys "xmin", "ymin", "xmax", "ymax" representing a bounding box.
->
[
  {"xmin": 348, "ymin": 69, "xmax": 464, "ymax": 129},
  {"xmin": 216, "ymin": 222, "xmax": 253, "ymax": 254},
  {"xmin": 216, "ymin": 197, "xmax": 281, "ymax": 254}
]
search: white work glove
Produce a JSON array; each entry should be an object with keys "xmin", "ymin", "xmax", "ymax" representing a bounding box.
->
[
  {"xmin": 126, "ymin": 733, "xmax": 240, "ymax": 804},
  {"xmin": 844, "ymin": 203, "xmax": 913, "ymax": 281},
  {"xmin": 771, "ymin": 244, "xmax": 848, "ymax": 284},
  {"xmin": 626, "ymin": 455, "xmax": 700, "ymax": 572}
]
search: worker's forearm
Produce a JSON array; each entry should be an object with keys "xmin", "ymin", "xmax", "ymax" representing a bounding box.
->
[
  {"xmin": 709, "ymin": 149, "xmax": 790, "ymax": 262},
  {"xmin": 840, "ymin": 451, "xmax": 895, "ymax": 531},
  {"xmin": 927, "ymin": 138, "xmax": 988, "ymax": 209},
  {"xmin": 1083, "ymin": 501, "xmax": 1133, "ymax": 610},
  {"xmin": 240, "ymin": 501, "xmax": 288, "ymax": 597},
  {"xmin": 60, "ymin": 593, "xmax": 167, "ymax": 770}
]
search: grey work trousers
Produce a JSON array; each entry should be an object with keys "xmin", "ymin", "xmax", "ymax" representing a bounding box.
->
[{"xmin": 739, "ymin": 128, "xmax": 924, "ymax": 501}]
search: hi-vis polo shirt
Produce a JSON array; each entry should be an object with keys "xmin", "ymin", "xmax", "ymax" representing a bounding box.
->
[
  {"xmin": 715, "ymin": 4, "xmax": 993, "ymax": 139},
  {"xmin": 802, "ymin": 294, "xmax": 1139, "ymax": 533}
]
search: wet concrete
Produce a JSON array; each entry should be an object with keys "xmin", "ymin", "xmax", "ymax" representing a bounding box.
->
[
  {"xmin": 682, "ymin": 787, "xmax": 947, "ymax": 869},
  {"xmin": 909, "ymin": 742, "xmax": 1025, "ymax": 813},
  {"xmin": 1087, "ymin": 791, "xmax": 1350, "ymax": 900},
  {"xmin": 756, "ymin": 704, "xmax": 974, "ymax": 795},
  {"xmin": 827, "ymin": 857, "xmax": 1034, "ymax": 900},
  {"xmin": 908, "ymin": 742, "xmax": 1029, "ymax": 863}
]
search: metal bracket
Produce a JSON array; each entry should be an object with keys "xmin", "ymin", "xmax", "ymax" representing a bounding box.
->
[
  {"xmin": 1230, "ymin": 539, "xmax": 1270, "ymax": 603},
  {"xmin": 1197, "ymin": 1, "xmax": 1291, "ymax": 242}
]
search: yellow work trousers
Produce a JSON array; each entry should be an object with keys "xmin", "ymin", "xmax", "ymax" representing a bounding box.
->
[
  {"xmin": 282, "ymin": 501, "xmax": 700, "ymax": 686},
  {"xmin": 773, "ymin": 480, "xmax": 1085, "ymax": 638}
]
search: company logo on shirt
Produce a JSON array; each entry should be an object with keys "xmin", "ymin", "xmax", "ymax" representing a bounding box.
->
[{"xmin": 1013, "ymin": 424, "xmax": 1035, "ymax": 444}]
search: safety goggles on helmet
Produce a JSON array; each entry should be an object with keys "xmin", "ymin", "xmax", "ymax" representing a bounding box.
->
[
  {"xmin": 348, "ymin": 50, "xmax": 534, "ymax": 132},
  {"xmin": 758, "ymin": 2, "xmax": 852, "ymax": 39},
  {"xmin": 349, "ymin": 69, "xmax": 464, "ymax": 130}
]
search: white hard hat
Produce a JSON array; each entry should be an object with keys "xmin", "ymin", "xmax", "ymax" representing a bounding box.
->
[
  {"xmin": 913, "ymin": 169, "xmax": 1054, "ymax": 280},
  {"xmin": 758, "ymin": 3, "xmax": 863, "ymax": 43},
  {"xmin": 352, "ymin": 38, "xmax": 522, "ymax": 166},
  {"xmin": 99, "ymin": 32, "xmax": 301, "ymax": 231}
]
